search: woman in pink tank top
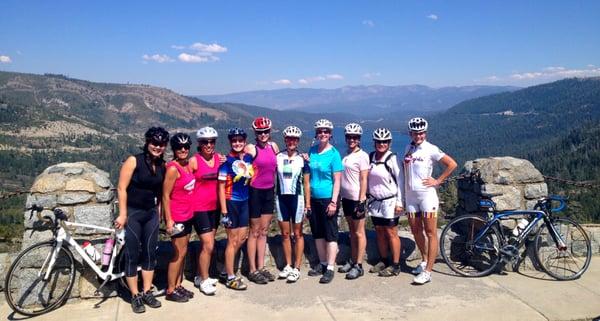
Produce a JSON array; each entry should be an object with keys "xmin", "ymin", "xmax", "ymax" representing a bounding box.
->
[
  {"xmin": 244, "ymin": 116, "xmax": 279, "ymax": 283},
  {"xmin": 188, "ymin": 126, "xmax": 223, "ymax": 295},
  {"xmin": 163, "ymin": 133, "xmax": 196, "ymax": 301}
]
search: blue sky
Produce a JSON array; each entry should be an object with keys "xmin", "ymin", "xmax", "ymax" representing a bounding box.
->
[{"xmin": 1, "ymin": 0, "xmax": 599, "ymax": 94}]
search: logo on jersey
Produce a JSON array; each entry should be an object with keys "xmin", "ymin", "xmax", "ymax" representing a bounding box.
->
[
  {"xmin": 232, "ymin": 160, "xmax": 253, "ymax": 184},
  {"xmin": 183, "ymin": 179, "xmax": 196, "ymax": 193}
]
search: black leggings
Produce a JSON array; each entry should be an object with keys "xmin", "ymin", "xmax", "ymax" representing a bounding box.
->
[{"xmin": 124, "ymin": 206, "xmax": 159, "ymax": 277}]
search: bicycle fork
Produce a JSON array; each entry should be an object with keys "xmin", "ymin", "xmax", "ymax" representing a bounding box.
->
[
  {"xmin": 545, "ymin": 218, "xmax": 568, "ymax": 251},
  {"xmin": 40, "ymin": 241, "xmax": 64, "ymax": 281}
]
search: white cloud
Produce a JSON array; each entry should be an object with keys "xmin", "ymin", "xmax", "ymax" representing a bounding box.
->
[
  {"xmin": 362, "ymin": 20, "xmax": 375, "ymax": 28},
  {"xmin": 0, "ymin": 55, "xmax": 12, "ymax": 63},
  {"xmin": 273, "ymin": 79, "xmax": 292, "ymax": 85},
  {"xmin": 142, "ymin": 54, "xmax": 174, "ymax": 63},
  {"xmin": 171, "ymin": 45, "xmax": 185, "ymax": 50},
  {"xmin": 363, "ymin": 72, "xmax": 381, "ymax": 79},
  {"xmin": 427, "ymin": 14, "xmax": 438, "ymax": 20},
  {"xmin": 588, "ymin": 64, "xmax": 595, "ymax": 68},
  {"xmin": 178, "ymin": 53, "xmax": 220, "ymax": 63},
  {"xmin": 326, "ymin": 74, "xmax": 344, "ymax": 80},
  {"xmin": 298, "ymin": 79, "xmax": 309, "ymax": 85},
  {"xmin": 481, "ymin": 65, "xmax": 600, "ymax": 83},
  {"xmin": 484, "ymin": 75, "xmax": 500, "ymax": 81},
  {"xmin": 297, "ymin": 74, "xmax": 344, "ymax": 84},
  {"xmin": 190, "ymin": 42, "xmax": 228, "ymax": 53}
]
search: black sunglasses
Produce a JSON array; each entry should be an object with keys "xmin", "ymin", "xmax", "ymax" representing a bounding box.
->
[{"xmin": 199, "ymin": 139, "xmax": 216, "ymax": 145}]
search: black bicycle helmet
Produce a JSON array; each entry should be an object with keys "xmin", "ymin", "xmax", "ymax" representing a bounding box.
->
[
  {"xmin": 228, "ymin": 127, "xmax": 247, "ymax": 140},
  {"xmin": 145, "ymin": 127, "xmax": 169, "ymax": 144},
  {"xmin": 170, "ymin": 132, "xmax": 191, "ymax": 150}
]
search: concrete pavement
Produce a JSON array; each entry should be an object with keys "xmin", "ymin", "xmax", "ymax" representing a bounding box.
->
[{"xmin": 2, "ymin": 257, "xmax": 600, "ymax": 321}]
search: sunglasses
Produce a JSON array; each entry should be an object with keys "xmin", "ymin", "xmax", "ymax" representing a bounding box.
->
[
  {"xmin": 316, "ymin": 129, "xmax": 331, "ymax": 135},
  {"xmin": 345, "ymin": 135, "xmax": 360, "ymax": 140},
  {"xmin": 176, "ymin": 145, "xmax": 191, "ymax": 151},
  {"xmin": 231, "ymin": 138, "xmax": 245, "ymax": 143},
  {"xmin": 256, "ymin": 130, "xmax": 271, "ymax": 135},
  {"xmin": 375, "ymin": 140, "xmax": 391, "ymax": 144},
  {"xmin": 199, "ymin": 139, "xmax": 216, "ymax": 145},
  {"xmin": 149, "ymin": 141, "xmax": 167, "ymax": 147}
]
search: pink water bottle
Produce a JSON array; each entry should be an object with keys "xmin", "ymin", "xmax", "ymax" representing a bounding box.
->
[{"xmin": 101, "ymin": 238, "xmax": 115, "ymax": 268}]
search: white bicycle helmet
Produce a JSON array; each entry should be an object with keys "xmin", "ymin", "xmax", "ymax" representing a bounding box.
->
[
  {"xmin": 344, "ymin": 123, "xmax": 363, "ymax": 135},
  {"xmin": 282, "ymin": 126, "xmax": 302, "ymax": 138},
  {"xmin": 314, "ymin": 119, "xmax": 334, "ymax": 130},
  {"xmin": 372, "ymin": 128, "xmax": 392, "ymax": 141},
  {"xmin": 408, "ymin": 117, "xmax": 428, "ymax": 133},
  {"xmin": 196, "ymin": 126, "xmax": 218, "ymax": 139}
]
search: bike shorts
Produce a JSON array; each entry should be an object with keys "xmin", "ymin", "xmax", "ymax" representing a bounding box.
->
[
  {"xmin": 226, "ymin": 200, "xmax": 249, "ymax": 229},
  {"xmin": 367, "ymin": 197, "xmax": 397, "ymax": 219},
  {"xmin": 309, "ymin": 198, "xmax": 339, "ymax": 242},
  {"xmin": 276, "ymin": 194, "xmax": 304, "ymax": 224},
  {"xmin": 342, "ymin": 198, "xmax": 365, "ymax": 220},
  {"xmin": 193, "ymin": 210, "xmax": 220, "ymax": 234},
  {"xmin": 405, "ymin": 189, "xmax": 439, "ymax": 218},
  {"xmin": 249, "ymin": 187, "xmax": 275, "ymax": 218},
  {"xmin": 371, "ymin": 216, "xmax": 400, "ymax": 227}
]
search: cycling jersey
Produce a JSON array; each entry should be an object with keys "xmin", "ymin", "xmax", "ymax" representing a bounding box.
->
[
  {"xmin": 308, "ymin": 145, "xmax": 343, "ymax": 199},
  {"xmin": 218, "ymin": 153, "xmax": 253, "ymax": 201},
  {"xmin": 166, "ymin": 161, "xmax": 195, "ymax": 222},
  {"xmin": 341, "ymin": 149, "xmax": 370, "ymax": 201},
  {"xmin": 192, "ymin": 153, "xmax": 220, "ymax": 212},
  {"xmin": 276, "ymin": 151, "xmax": 309, "ymax": 196},
  {"xmin": 402, "ymin": 140, "xmax": 445, "ymax": 192},
  {"xmin": 251, "ymin": 142, "xmax": 277, "ymax": 189},
  {"xmin": 367, "ymin": 151, "xmax": 403, "ymax": 207}
]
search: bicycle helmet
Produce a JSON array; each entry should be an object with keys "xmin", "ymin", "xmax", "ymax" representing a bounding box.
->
[
  {"xmin": 314, "ymin": 119, "xmax": 334, "ymax": 129},
  {"xmin": 145, "ymin": 127, "xmax": 169, "ymax": 144},
  {"xmin": 228, "ymin": 127, "xmax": 247, "ymax": 140},
  {"xmin": 252, "ymin": 117, "xmax": 272, "ymax": 131},
  {"xmin": 372, "ymin": 128, "xmax": 392, "ymax": 141},
  {"xmin": 344, "ymin": 123, "xmax": 363, "ymax": 135},
  {"xmin": 196, "ymin": 126, "xmax": 218, "ymax": 139},
  {"xmin": 170, "ymin": 133, "xmax": 191, "ymax": 150},
  {"xmin": 408, "ymin": 117, "xmax": 428, "ymax": 133},
  {"xmin": 282, "ymin": 126, "xmax": 302, "ymax": 138}
]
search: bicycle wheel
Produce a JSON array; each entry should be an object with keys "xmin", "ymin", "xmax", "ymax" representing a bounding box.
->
[
  {"xmin": 4, "ymin": 241, "xmax": 76, "ymax": 316},
  {"xmin": 534, "ymin": 217, "xmax": 591, "ymax": 280},
  {"xmin": 440, "ymin": 214, "xmax": 502, "ymax": 277}
]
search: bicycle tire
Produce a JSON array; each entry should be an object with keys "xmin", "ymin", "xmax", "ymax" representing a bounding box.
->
[
  {"xmin": 534, "ymin": 217, "xmax": 591, "ymax": 280},
  {"xmin": 440, "ymin": 214, "xmax": 502, "ymax": 277},
  {"xmin": 4, "ymin": 241, "xmax": 76, "ymax": 316}
]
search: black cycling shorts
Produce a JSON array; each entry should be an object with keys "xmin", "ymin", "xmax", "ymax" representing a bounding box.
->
[
  {"xmin": 342, "ymin": 198, "xmax": 366, "ymax": 220},
  {"xmin": 249, "ymin": 187, "xmax": 275, "ymax": 218},
  {"xmin": 309, "ymin": 198, "xmax": 339, "ymax": 242},
  {"xmin": 371, "ymin": 216, "xmax": 400, "ymax": 227}
]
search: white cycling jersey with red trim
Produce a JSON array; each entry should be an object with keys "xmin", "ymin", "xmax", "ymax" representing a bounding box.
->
[{"xmin": 402, "ymin": 140, "xmax": 445, "ymax": 192}]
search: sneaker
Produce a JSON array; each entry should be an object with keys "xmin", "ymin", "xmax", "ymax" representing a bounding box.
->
[
  {"xmin": 319, "ymin": 269, "xmax": 335, "ymax": 284},
  {"xmin": 411, "ymin": 261, "xmax": 427, "ymax": 275},
  {"xmin": 166, "ymin": 288, "xmax": 189, "ymax": 302},
  {"xmin": 287, "ymin": 268, "xmax": 301, "ymax": 283},
  {"xmin": 260, "ymin": 267, "xmax": 276, "ymax": 282},
  {"xmin": 142, "ymin": 290, "xmax": 162, "ymax": 308},
  {"xmin": 194, "ymin": 276, "xmax": 219, "ymax": 288},
  {"xmin": 131, "ymin": 293, "xmax": 146, "ymax": 314},
  {"xmin": 226, "ymin": 277, "xmax": 248, "ymax": 290},
  {"xmin": 278, "ymin": 265, "xmax": 293, "ymax": 279},
  {"xmin": 413, "ymin": 271, "xmax": 432, "ymax": 285},
  {"xmin": 177, "ymin": 286, "xmax": 194, "ymax": 299},
  {"xmin": 345, "ymin": 265, "xmax": 364, "ymax": 280},
  {"xmin": 369, "ymin": 261, "xmax": 386, "ymax": 273},
  {"xmin": 248, "ymin": 270, "xmax": 268, "ymax": 284},
  {"xmin": 338, "ymin": 260, "xmax": 353, "ymax": 273},
  {"xmin": 308, "ymin": 264, "xmax": 325, "ymax": 277},
  {"xmin": 378, "ymin": 265, "xmax": 401, "ymax": 277},
  {"xmin": 199, "ymin": 280, "xmax": 217, "ymax": 296}
]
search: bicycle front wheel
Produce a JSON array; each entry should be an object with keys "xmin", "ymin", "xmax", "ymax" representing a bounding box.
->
[
  {"xmin": 4, "ymin": 241, "xmax": 76, "ymax": 316},
  {"xmin": 535, "ymin": 217, "xmax": 591, "ymax": 280},
  {"xmin": 440, "ymin": 214, "xmax": 502, "ymax": 277}
]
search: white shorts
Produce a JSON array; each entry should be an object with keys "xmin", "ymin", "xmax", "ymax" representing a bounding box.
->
[
  {"xmin": 405, "ymin": 189, "xmax": 439, "ymax": 218},
  {"xmin": 367, "ymin": 197, "xmax": 397, "ymax": 219}
]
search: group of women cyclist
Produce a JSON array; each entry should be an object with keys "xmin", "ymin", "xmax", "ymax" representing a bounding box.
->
[{"xmin": 116, "ymin": 116, "xmax": 456, "ymax": 313}]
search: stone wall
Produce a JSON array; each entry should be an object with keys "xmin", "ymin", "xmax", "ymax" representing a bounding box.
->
[{"xmin": 21, "ymin": 162, "xmax": 117, "ymax": 299}]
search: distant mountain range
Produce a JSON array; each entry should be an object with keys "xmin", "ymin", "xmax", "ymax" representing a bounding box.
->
[{"xmin": 197, "ymin": 85, "xmax": 519, "ymax": 116}]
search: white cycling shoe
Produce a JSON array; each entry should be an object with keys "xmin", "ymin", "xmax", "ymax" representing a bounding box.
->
[
  {"xmin": 286, "ymin": 268, "xmax": 301, "ymax": 283},
  {"xmin": 278, "ymin": 265, "xmax": 294, "ymax": 279},
  {"xmin": 194, "ymin": 276, "xmax": 218, "ymax": 288},
  {"xmin": 411, "ymin": 261, "xmax": 427, "ymax": 275},
  {"xmin": 413, "ymin": 271, "xmax": 432, "ymax": 285}
]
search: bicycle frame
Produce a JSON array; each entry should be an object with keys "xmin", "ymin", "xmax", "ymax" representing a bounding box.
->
[{"xmin": 42, "ymin": 221, "xmax": 125, "ymax": 282}]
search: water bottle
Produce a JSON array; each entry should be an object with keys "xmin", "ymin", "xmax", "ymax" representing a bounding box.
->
[
  {"xmin": 512, "ymin": 218, "xmax": 529, "ymax": 236},
  {"xmin": 82, "ymin": 241, "xmax": 100, "ymax": 263},
  {"xmin": 101, "ymin": 238, "xmax": 115, "ymax": 271}
]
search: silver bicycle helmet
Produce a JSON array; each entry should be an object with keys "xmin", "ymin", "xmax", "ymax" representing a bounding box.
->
[
  {"xmin": 372, "ymin": 128, "xmax": 392, "ymax": 141},
  {"xmin": 314, "ymin": 119, "xmax": 334, "ymax": 130},
  {"xmin": 282, "ymin": 126, "xmax": 302, "ymax": 138},
  {"xmin": 344, "ymin": 123, "xmax": 363, "ymax": 135},
  {"xmin": 408, "ymin": 117, "xmax": 428, "ymax": 132},
  {"xmin": 196, "ymin": 126, "xmax": 218, "ymax": 139}
]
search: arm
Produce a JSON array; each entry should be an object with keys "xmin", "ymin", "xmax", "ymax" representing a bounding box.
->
[
  {"xmin": 218, "ymin": 181, "xmax": 227, "ymax": 215},
  {"xmin": 271, "ymin": 142, "xmax": 280, "ymax": 154},
  {"xmin": 391, "ymin": 155, "xmax": 404, "ymax": 213},
  {"xmin": 327, "ymin": 172, "xmax": 342, "ymax": 216},
  {"xmin": 115, "ymin": 156, "xmax": 136, "ymax": 229},
  {"xmin": 189, "ymin": 155, "xmax": 198, "ymax": 172},
  {"xmin": 162, "ymin": 166, "xmax": 179, "ymax": 234},
  {"xmin": 303, "ymin": 174, "xmax": 311, "ymax": 211},
  {"xmin": 244, "ymin": 143, "xmax": 257, "ymax": 158},
  {"xmin": 423, "ymin": 154, "xmax": 458, "ymax": 188}
]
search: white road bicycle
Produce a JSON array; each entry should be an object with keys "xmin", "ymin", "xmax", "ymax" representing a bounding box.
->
[{"xmin": 4, "ymin": 205, "xmax": 145, "ymax": 316}]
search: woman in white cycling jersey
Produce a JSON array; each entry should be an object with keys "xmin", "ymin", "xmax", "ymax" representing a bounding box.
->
[
  {"xmin": 338, "ymin": 123, "xmax": 369, "ymax": 280},
  {"xmin": 404, "ymin": 117, "xmax": 457, "ymax": 285},
  {"xmin": 275, "ymin": 126, "xmax": 311, "ymax": 283},
  {"xmin": 367, "ymin": 128, "xmax": 403, "ymax": 277}
]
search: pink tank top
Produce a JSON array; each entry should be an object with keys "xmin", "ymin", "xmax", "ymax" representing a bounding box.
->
[
  {"xmin": 167, "ymin": 161, "xmax": 195, "ymax": 222},
  {"xmin": 192, "ymin": 153, "xmax": 220, "ymax": 211},
  {"xmin": 251, "ymin": 143, "xmax": 277, "ymax": 189}
]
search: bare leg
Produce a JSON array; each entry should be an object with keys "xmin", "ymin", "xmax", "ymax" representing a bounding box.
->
[
  {"xmin": 256, "ymin": 214, "xmax": 272, "ymax": 269},
  {"xmin": 225, "ymin": 229, "xmax": 239, "ymax": 277},
  {"xmin": 409, "ymin": 216, "xmax": 428, "ymax": 260},
  {"xmin": 126, "ymin": 276, "xmax": 140, "ymax": 296},
  {"xmin": 315, "ymin": 238, "xmax": 327, "ymax": 263},
  {"xmin": 326, "ymin": 241, "xmax": 338, "ymax": 266},
  {"xmin": 247, "ymin": 218, "xmax": 261, "ymax": 272},
  {"xmin": 167, "ymin": 236, "xmax": 189, "ymax": 293},
  {"xmin": 279, "ymin": 221, "xmax": 292, "ymax": 266},
  {"xmin": 386, "ymin": 226, "xmax": 401, "ymax": 264},
  {"xmin": 346, "ymin": 216, "xmax": 356, "ymax": 263},
  {"xmin": 292, "ymin": 222, "xmax": 304, "ymax": 268},
  {"xmin": 352, "ymin": 218, "xmax": 366, "ymax": 264},
  {"xmin": 375, "ymin": 226, "xmax": 388, "ymax": 261},
  {"xmin": 198, "ymin": 230, "xmax": 215, "ymax": 280},
  {"xmin": 423, "ymin": 215, "xmax": 438, "ymax": 272}
]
